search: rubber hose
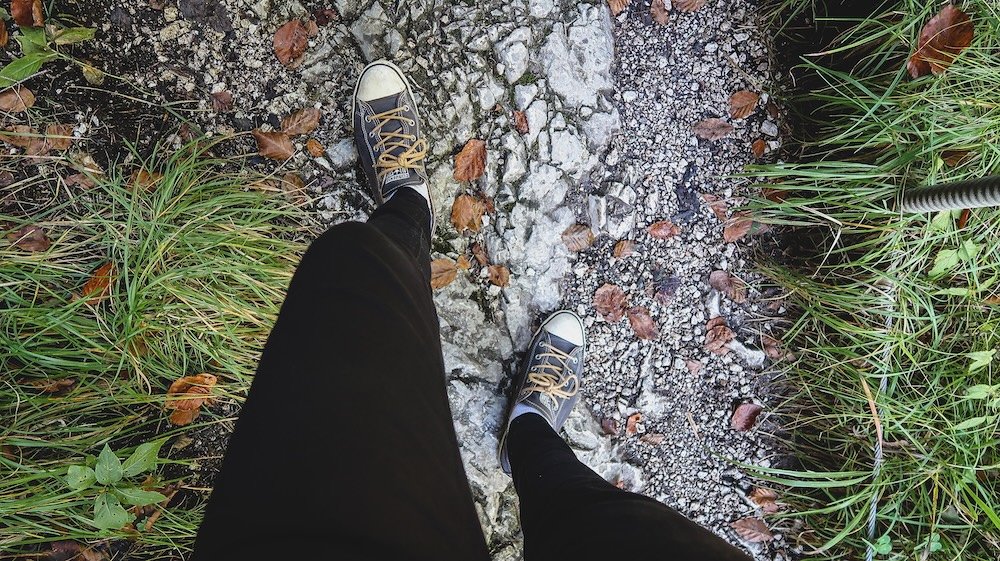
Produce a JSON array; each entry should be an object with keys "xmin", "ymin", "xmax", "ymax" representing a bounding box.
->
[{"xmin": 899, "ymin": 176, "xmax": 1000, "ymax": 212}]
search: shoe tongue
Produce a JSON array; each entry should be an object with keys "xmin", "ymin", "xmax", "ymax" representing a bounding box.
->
[{"xmin": 543, "ymin": 332, "xmax": 578, "ymax": 355}]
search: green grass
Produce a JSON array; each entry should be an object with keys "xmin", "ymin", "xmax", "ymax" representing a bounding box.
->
[
  {"xmin": 753, "ymin": 1, "xmax": 1000, "ymax": 560},
  {"xmin": 0, "ymin": 142, "xmax": 307, "ymax": 558}
]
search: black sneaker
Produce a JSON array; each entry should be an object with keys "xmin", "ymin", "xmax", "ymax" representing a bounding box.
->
[
  {"xmin": 352, "ymin": 60, "xmax": 431, "ymax": 211},
  {"xmin": 498, "ymin": 310, "xmax": 586, "ymax": 474}
]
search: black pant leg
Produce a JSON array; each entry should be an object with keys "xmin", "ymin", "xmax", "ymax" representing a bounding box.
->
[
  {"xmin": 192, "ymin": 195, "xmax": 488, "ymax": 560},
  {"xmin": 508, "ymin": 414, "xmax": 750, "ymax": 561}
]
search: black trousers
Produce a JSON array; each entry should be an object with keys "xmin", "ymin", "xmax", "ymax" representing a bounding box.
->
[{"xmin": 192, "ymin": 189, "xmax": 750, "ymax": 560}]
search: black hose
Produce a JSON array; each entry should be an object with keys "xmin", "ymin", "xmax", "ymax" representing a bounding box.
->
[{"xmin": 900, "ymin": 176, "xmax": 1000, "ymax": 212}]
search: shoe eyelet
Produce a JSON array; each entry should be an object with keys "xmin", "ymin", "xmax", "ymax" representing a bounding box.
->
[{"xmin": 403, "ymin": 104, "xmax": 410, "ymax": 111}]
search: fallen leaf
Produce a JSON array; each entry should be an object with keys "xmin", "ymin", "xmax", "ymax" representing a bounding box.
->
[
  {"xmin": 613, "ymin": 239, "xmax": 636, "ymax": 258},
  {"xmin": 701, "ymin": 193, "xmax": 728, "ymax": 221},
  {"xmin": 751, "ymin": 139, "xmax": 766, "ymax": 158},
  {"xmin": 650, "ymin": 0, "xmax": 669, "ymax": 25},
  {"xmin": 165, "ymin": 374, "xmax": 217, "ymax": 426},
  {"xmin": 709, "ymin": 270, "xmax": 747, "ymax": 303},
  {"xmin": 65, "ymin": 173, "xmax": 96, "ymax": 189},
  {"xmin": 456, "ymin": 255, "xmax": 471, "ymax": 270},
  {"xmin": 305, "ymin": 19, "xmax": 319, "ymax": 37},
  {"xmin": 25, "ymin": 136, "xmax": 50, "ymax": 158},
  {"xmin": 647, "ymin": 220, "xmax": 682, "ymax": 239},
  {"xmin": 0, "ymin": 124, "xmax": 34, "ymax": 148},
  {"xmin": 957, "ymin": 208, "xmax": 971, "ymax": 230},
  {"xmin": 81, "ymin": 63, "xmax": 105, "ymax": 85},
  {"xmin": 315, "ymin": 8, "xmax": 339, "ymax": 25},
  {"xmin": 25, "ymin": 377, "xmax": 76, "ymax": 394},
  {"xmin": 431, "ymin": 258, "xmax": 458, "ymax": 289},
  {"xmin": 761, "ymin": 333, "xmax": 791, "ymax": 361},
  {"xmin": 593, "ymin": 283, "xmax": 628, "ymax": 322},
  {"xmin": 40, "ymin": 541, "xmax": 106, "ymax": 561},
  {"xmin": 601, "ymin": 417, "xmax": 620, "ymax": 435},
  {"xmin": 280, "ymin": 172, "xmax": 307, "ymax": 205},
  {"xmin": 749, "ymin": 487, "xmax": 780, "ymax": 514},
  {"xmin": 607, "ymin": 0, "xmax": 629, "ymax": 16},
  {"xmin": 907, "ymin": 5, "xmax": 974, "ymax": 78},
  {"xmin": 0, "ymin": 171, "xmax": 13, "ymax": 187},
  {"xmin": 942, "ymin": 149, "xmax": 971, "ymax": 167},
  {"xmin": 12, "ymin": 0, "xmax": 44, "ymax": 27},
  {"xmin": 0, "ymin": 20, "xmax": 8, "ymax": 48},
  {"xmin": 476, "ymin": 190, "xmax": 496, "ymax": 214},
  {"xmin": 731, "ymin": 517, "xmax": 773, "ymax": 543},
  {"xmin": 454, "ymin": 139, "xmax": 487, "ymax": 182},
  {"xmin": 471, "ymin": 242, "xmax": 489, "ymax": 266},
  {"xmin": 761, "ymin": 188, "xmax": 787, "ymax": 202},
  {"xmin": 7, "ymin": 224, "xmax": 50, "ymax": 252},
  {"xmin": 512, "ymin": 110, "xmax": 529, "ymax": 135},
  {"xmin": 252, "ymin": 129, "xmax": 295, "ymax": 160},
  {"xmin": 210, "ymin": 91, "xmax": 233, "ymax": 113},
  {"xmin": 639, "ymin": 433, "xmax": 666, "ymax": 445},
  {"xmin": 131, "ymin": 169, "xmax": 163, "ymax": 192},
  {"xmin": 625, "ymin": 412, "xmax": 642, "ymax": 435},
  {"xmin": 685, "ymin": 359, "xmax": 703, "ymax": 375},
  {"xmin": 729, "ymin": 90, "xmax": 760, "ymax": 119},
  {"xmin": 723, "ymin": 212, "xmax": 753, "ymax": 243},
  {"xmin": 488, "ymin": 264, "xmax": 510, "ymax": 287},
  {"xmin": 281, "ymin": 107, "xmax": 322, "ymax": 136},
  {"xmin": 693, "ymin": 118, "xmax": 734, "ymax": 141},
  {"xmin": 627, "ymin": 306, "xmax": 659, "ymax": 340},
  {"xmin": 651, "ymin": 267, "xmax": 680, "ymax": 304},
  {"xmin": 674, "ymin": 0, "xmax": 706, "ymax": 11},
  {"xmin": 80, "ymin": 262, "xmax": 115, "ymax": 305},
  {"xmin": 731, "ymin": 402, "xmax": 763, "ymax": 431},
  {"xmin": 561, "ymin": 224, "xmax": 595, "ymax": 252},
  {"xmin": 45, "ymin": 124, "xmax": 75, "ymax": 150},
  {"xmin": 704, "ymin": 316, "xmax": 735, "ymax": 355},
  {"xmin": 273, "ymin": 19, "xmax": 309, "ymax": 66},
  {"xmin": 450, "ymin": 194, "xmax": 485, "ymax": 233},
  {"xmin": 0, "ymin": 85, "xmax": 35, "ymax": 112},
  {"xmin": 305, "ymin": 138, "xmax": 325, "ymax": 157}
]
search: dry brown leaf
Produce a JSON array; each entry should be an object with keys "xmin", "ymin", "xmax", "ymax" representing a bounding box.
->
[
  {"xmin": 211, "ymin": 90, "xmax": 233, "ymax": 113},
  {"xmin": 607, "ymin": 0, "xmax": 630, "ymax": 16},
  {"xmin": 647, "ymin": 220, "xmax": 682, "ymax": 239},
  {"xmin": 613, "ymin": 239, "xmax": 636, "ymax": 258},
  {"xmin": 709, "ymin": 270, "xmax": 746, "ymax": 303},
  {"xmin": 942, "ymin": 149, "xmax": 971, "ymax": 167},
  {"xmin": 0, "ymin": 85, "xmax": 35, "ymax": 112},
  {"xmin": 601, "ymin": 417, "xmax": 620, "ymax": 435},
  {"xmin": 512, "ymin": 110, "xmax": 529, "ymax": 135},
  {"xmin": 685, "ymin": 359, "xmax": 703, "ymax": 375},
  {"xmin": 7, "ymin": 224, "xmax": 50, "ymax": 252},
  {"xmin": 701, "ymin": 193, "xmax": 728, "ymax": 221},
  {"xmin": 315, "ymin": 8, "xmax": 339, "ymax": 25},
  {"xmin": 751, "ymin": 139, "xmax": 766, "ymax": 158},
  {"xmin": 273, "ymin": 19, "xmax": 309, "ymax": 66},
  {"xmin": 280, "ymin": 172, "xmax": 307, "ymax": 205},
  {"xmin": 305, "ymin": 19, "xmax": 319, "ymax": 37},
  {"xmin": 456, "ymin": 255, "xmax": 471, "ymax": 270},
  {"xmin": 80, "ymin": 262, "xmax": 115, "ymax": 305},
  {"xmin": 729, "ymin": 90, "xmax": 760, "ymax": 120},
  {"xmin": 305, "ymin": 138, "xmax": 325, "ymax": 157},
  {"xmin": 471, "ymin": 241, "xmax": 489, "ymax": 266},
  {"xmin": 25, "ymin": 136, "xmax": 51, "ymax": 158},
  {"xmin": 957, "ymin": 208, "xmax": 971, "ymax": 230},
  {"xmin": 723, "ymin": 212, "xmax": 753, "ymax": 243},
  {"xmin": 639, "ymin": 433, "xmax": 666, "ymax": 445},
  {"xmin": 674, "ymin": 0, "xmax": 706, "ymax": 11},
  {"xmin": 627, "ymin": 306, "xmax": 659, "ymax": 340},
  {"xmin": 907, "ymin": 5, "xmax": 974, "ymax": 78},
  {"xmin": 45, "ymin": 124, "xmax": 74, "ymax": 150},
  {"xmin": 0, "ymin": 124, "xmax": 34, "ymax": 148},
  {"xmin": 761, "ymin": 333, "xmax": 791, "ymax": 361},
  {"xmin": 450, "ymin": 193, "xmax": 485, "ymax": 233},
  {"xmin": 65, "ymin": 173, "xmax": 96, "ymax": 189},
  {"xmin": 593, "ymin": 283, "xmax": 628, "ymax": 322},
  {"xmin": 131, "ymin": 169, "xmax": 163, "ymax": 192},
  {"xmin": 0, "ymin": 20, "xmax": 8, "ymax": 48},
  {"xmin": 562, "ymin": 224, "xmax": 595, "ymax": 252},
  {"xmin": 281, "ymin": 107, "xmax": 322, "ymax": 136},
  {"xmin": 625, "ymin": 412, "xmax": 642, "ymax": 435},
  {"xmin": 431, "ymin": 258, "xmax": 458, "ymax": 289},
  {"xmin": 488, "ymin": 264, "xmax": 510, "ymax": 287},
  {"xmin": 761, "ymin": 188, "xmax": 787, "ymax": 203},
  {"xmin": 693, "ymin": 118, "xmax": 734, "ymax": 141},
  {"xmin": 12, "ymin": 0, "xmax": 44, "ymax": 27},
  {"xmin": 704, "ymin": 316, "xmax": 734, "ymax": 355},
  {"xmin": 252, "ymin": 129, "xmax": 295, "ymax": 160},
  {"xmin": 454, "ymin": 139, "xmax": 487, "ymax": 182},
  {"xmin": 40, "ymin": 541, "xmax": 106, "ymax": 561},
  {"xmin": 165, "ymin": 374, "xmax": 217, "ymax": 426},
  {"xmin": 650, "ymin": 0, "xmax": 669, "ymax": 25},
  {"xmin": 749, "ymin": 487, "xmax": 780, "ymax": 514},
  {"xmin": 25, "ymin": 377, "xmax": 76, "ymax": 394},
  {"xmin": 731, "ymin": 402, "xmax": 763, "ymax": 431},
  {"xmin": 731, "ymin": 517, "xmax": 773, "ymax": 543}
]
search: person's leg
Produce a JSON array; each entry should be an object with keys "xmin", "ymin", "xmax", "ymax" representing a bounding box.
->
[
  {"xmin": 192, "ymin": 60, "xmax": 488, "ymax": 560},
  {"xmin": 508, "ymin": 414, "xmax": 750, "ymax": 560}
]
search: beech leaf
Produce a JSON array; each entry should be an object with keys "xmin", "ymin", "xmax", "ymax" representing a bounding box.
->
[
  {"xmin": 723, "ymin": 212, "xmax": 753, "ymax": 243},
  {"xmin": 731, "ymin": 402, "xmax": 763, "ymax": 431},
  {"xmin": 704, "ymin": 316, "xmax": 735, "ymax": 355},
  {"xmin": 647, "ymin": 220, "xmax": 681, "ymax": 240},
  {"xmin": 749, "ymin": 487, "xmax": 781, "ymax": 514},
  {"xmin": 211, "ymin": 90, "xmax": 233, "ymax": 113},
  {"xmin": 11, "ymin": 0, "xmax": 44, "ymax": 27},
  {"xmin": 280, "ymin": 172, "xmax": 307, "ymax": 206},
  {"xmin": 453, "ymin": 139, "xmax": 487, "ymax": 182},
  {"xmin": 450, "ymin": 194, "xmax": 485, "ymax": 233},
  {"xmin": 731, "ymin": 517, "xmax": 773, "ymax": 543},
  {"xmin": 627, "ymin": 306, "xmax": 659, "ymax": 340},
  {"xmin": 45, "ymin": 123, "xmax": 74, "ymax": 150},
  {"xmin": 907, "ymin": 5, "xmax": 974, "ymax": 78},
  {"xmin": 593, "ymin": 283, "xmax": 628, "ymax": 322},
  {"xmin": 0, "ymin": 85, "xmax": 35, "ymax": 112},
  {"xmin": 80, "ymin": 262, "xmax": 115, "ymax": 305},
  {"xmin": 729, "ymin": 90, "xmax": 759, "ymax": 120},
  {"xmin": 625, "ymin": 412, "xmax": 642, "ymax": 435},
  {"xmin": 751, "ymin": 138, "xmax": 766, "ymax": 158},
  {"xmin": 430, "ymin": 258, "xmax": 458, "ymax": 289},
  {"xmin": 252, "ymin": 129, "xmax": 295, "ymax": 160},
  {"xmin": 305, "ymin": 138, "xmax": 325, "ymax": 157},
  {"xmin": 674, "ymin": 0, "xmax": 706, "ymax": 11},
  {"xmin": 693, "ymin": 118, "xmax": 734, "ymax": 141},
  {"xmin": 613, "ymin": 239, "xmax": 636, "ymax": 258},
  {"xmin": 7, "ymin": 224, "xmax": 50, "ymax": 252},
  {"xmin": 607, "ymin": 0, "xmax": 629, "ymax": 16},
  {"xmin": 709, "ymin": 270, "xmax": 746, "ymax": 303},
  {"xmin": 488, "ymin": 264, "xmax": 510, "ymax": 287},
  {"xmin": 273, "ymin": 19, "xmax": 309, "ymax": 66},
  {"xmin": 165, "ymin": 374, "xmax": 217, "ymax": 426},
  {"xmin": 0, "ymin": 21, "xmax": 7, "ymax": 49},
  {"xmin": 281, "ymin": 107, "xmax": 322, "ymax": 136},
  {"xmin": 561, "ymin": 224, "xmax": 595, "ymax": 252},
  {"xmin": 650, "ymin": 0, "xmax": 669, "ymax": 25},
  {"xmin": 701, "ymin": 193, "xmax": 728, "ymax": 221}
]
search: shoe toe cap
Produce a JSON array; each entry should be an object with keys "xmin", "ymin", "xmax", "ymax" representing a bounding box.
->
[
  {"xmin": 543, "ymin": 311, "xmax": 585, "ymax": 347},
  {"xmin": 356, "ymin": 63, "xmax": 407, "ymax": 102}
]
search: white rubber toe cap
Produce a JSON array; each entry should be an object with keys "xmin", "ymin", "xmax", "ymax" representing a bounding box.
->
[
  {"xmin": 542, "ymin": 311, "xmax": 585, "ymax": 347},
  {"xmin": 356, "ymin": 62, "xmax": 407, "ymax": 102}
]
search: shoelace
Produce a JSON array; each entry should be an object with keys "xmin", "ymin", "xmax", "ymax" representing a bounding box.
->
[
  {"xmin": 365, "ymin": 106, "xmax": 427, "ymax": 184},
  {"xmin": 524, "ymin": 342, "xmax": 579, "ymax": 399}
]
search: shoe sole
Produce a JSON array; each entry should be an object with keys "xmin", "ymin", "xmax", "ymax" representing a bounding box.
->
[{"xmin": 351, "ymin": 60, "xmax": 434, "ymax": 223}]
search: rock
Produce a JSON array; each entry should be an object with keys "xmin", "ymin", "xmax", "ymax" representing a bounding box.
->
[
  {"xmin": 350, "ymin": 2, "xmax": 391, "ymax": 61},
  {"xmin": 514, "ymin": 84, "xmax": 539, "ymax": 110},
  {"xmin": 539, "ymin": 6, "xmax": 614, "ymax": 108},
  {"xmin": 582, "ymin": 107, "xmax": 620, "ymax": 151},
  {"xmin": 760, "ymin": 120, "xmax": 779, "ymax": 137},
  {"xmin": 325, "ymin": 139, "xmax": 358, "ymax": 169}
]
